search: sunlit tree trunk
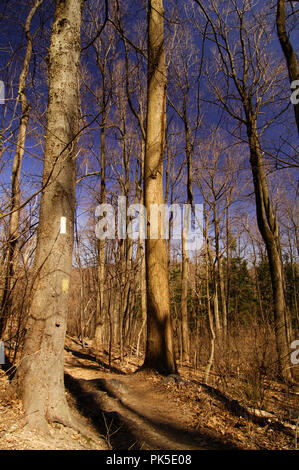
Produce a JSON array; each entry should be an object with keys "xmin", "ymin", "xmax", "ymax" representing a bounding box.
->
[
  {"xmin": 12, "ymin": 0, "xmax": 82, "ymax": 432},
  {"xmin": 142, "ymin": 0, "xmax": 177, "ymax": 375}
]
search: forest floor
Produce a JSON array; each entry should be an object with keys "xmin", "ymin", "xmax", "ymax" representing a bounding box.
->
[{"xmin": 0, "ymin": 335, "xmax": 298, "ymax": 450}]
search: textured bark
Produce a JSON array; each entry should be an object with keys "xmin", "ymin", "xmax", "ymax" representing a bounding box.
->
[
  {"xmin": 142, "ymin": 0, "xmax": 177, "ymax": 375},
  {"xmin": 12, "ymin": 0, "xmax": 82, "ymax": 432},
  {"xmin": 0, "ymin": 0, "xmax": 43, "ymax": 338},
  {"xmin": 276, "ymin": 0, "xmax": 299, "ymax": 134}
]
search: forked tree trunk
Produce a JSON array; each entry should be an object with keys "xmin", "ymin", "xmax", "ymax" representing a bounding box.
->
[
  {"xmin": 12, "ymin": 0, "xmax": 82, "ymax": 432},
  {"xmin": 142, "ymin": 0, "xmax": 177, "ymax": 375}
]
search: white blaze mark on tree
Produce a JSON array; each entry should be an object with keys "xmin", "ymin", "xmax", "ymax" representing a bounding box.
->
[{"xmin": 60, "ymin": 216, "xmax": 66, "ymax": 234}]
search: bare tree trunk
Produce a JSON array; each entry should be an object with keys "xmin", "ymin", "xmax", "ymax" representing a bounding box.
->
[
  {"xmin": 136, "ymin": 239, "xmax": 147, "ymax": 357},
  {"xmin": 181, "ymin": 232, "xmax": 189, "ymax": 361},
  {"xmin": 204, "ymin": 205, "xmax": 215, "ymax": 384},
  {"xmin": 213, "ymin": 206, "xmax": 227, "ymax": 340},
  {"xmin": 94, "ymin": 61, "xmax": 108, "ymax": 350},
  {"xmin": 247, "ymin": 119, "xmax": 293, "ymax": 383},
  {"xmin": 180, "ymin": 101, "xmax": 192, "ymax": 362},
  {"xmin": 12, "ymin": 0, "xmax": 82, "ymax": 432},
  {"xmin": 225, "ymin": 206, "xmax": 230, "ymax": 331},
  {"xmin": 140, "ymin": 139, "xmax": 147, "ymax": 353},
  {"xmin": 213, "ymin": 285, "xmax": 220, "ymax": 334},
  {"xmin": 142, "ymin": 0, "xmax": 177, "ymax": 375},
  {"xmin": 218, "ymin": 256, "xmax": 227, "ymax": 337},
  {"xmin": 0, "ymin": 0, "xmax": 43, "ymax": 339},
  {"xmin": 94, "ymin": 238, "xmax": 105, "ymax": 350}
]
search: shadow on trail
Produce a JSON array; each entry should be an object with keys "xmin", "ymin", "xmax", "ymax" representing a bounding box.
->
[
  {"xmin": 65, "ymin": 371, "xmax": 241, "ymax": 450},
  {"xmin": 65, "ymin": 346, "xmax": 126, "ymax": 375},
  {"xmin": 92, "ymin": 378, "xmax": 241, "ymax": 450},
  {"xmin": 64, "ymin": 373, "xmax": 141, "ymax": 450}
]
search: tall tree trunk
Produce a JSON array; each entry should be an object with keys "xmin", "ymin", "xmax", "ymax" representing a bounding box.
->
[
  {"xmin": 0, "ymin": 0, "xmax": 43, "ymax": 339},
  {"xmin": 94, "ymin": 122, "xmax": 106, "ymax": 351},
  {"xmin": 12, "ymin": 0, "xmax": 82, "ymax": 432},
  {"xmin": 276, "ymin": 0, "xmax": 299, "ymax": 134},
  {"xmin": 218, "ymin": 256, "xmax": 227, "ymax": 337},
  {"xmin": 213, "ymin": 206, "xmax": 227, "ymax": 339},
  {"xmin": 225, "ymin": 206, "xmax": 230, "ymax": 326},
  {"xmin": 180, "ymin": 99, "xmax": 192, "ymax": 362},
  {"xmin": 140, "ymin": 140, "xmax": 147, "ymax": 352},
  {"xmin": 247, "ymin": 118, "xmax": 293, "ymax": 383},
  {"xmin": 181, "ymin": 232, "xmax": 189, "ymax": 361},
  {"xmin": 204, "ymin": 204, "xmax": 215, "ymax": 384},
  {"xmin": 142, "ymin": 0, "xmax": 177, "ymax": 375}
]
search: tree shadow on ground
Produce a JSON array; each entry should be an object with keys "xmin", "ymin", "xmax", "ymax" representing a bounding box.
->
[
  {"xmin": 64, "ymin": 373, "xmax": 141, "ymax": 449},
  {"xmin": 94, "ymin": 377, "xmax": 242, "ymax": 450},
  {"xmin": 65, "ymin": 346, "xmax": 126, "ymax": 375},
  {"xmin": 65, "ymin": 372, "xmax": 241, "ymax": 450}
]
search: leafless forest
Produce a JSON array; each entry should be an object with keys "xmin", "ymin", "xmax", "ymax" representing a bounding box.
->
[{"xmin": 0, "ymin": 0, "xmax": 298, "ymax": 452}]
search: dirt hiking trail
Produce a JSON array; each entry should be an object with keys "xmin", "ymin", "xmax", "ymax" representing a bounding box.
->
[
  {"xmin": 63, "ymin": 338, "xmax": 297, "ymax": 450},
  {"xmin": 0, "ymin": 336, "xmax": 297, "ymax": 450}
]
